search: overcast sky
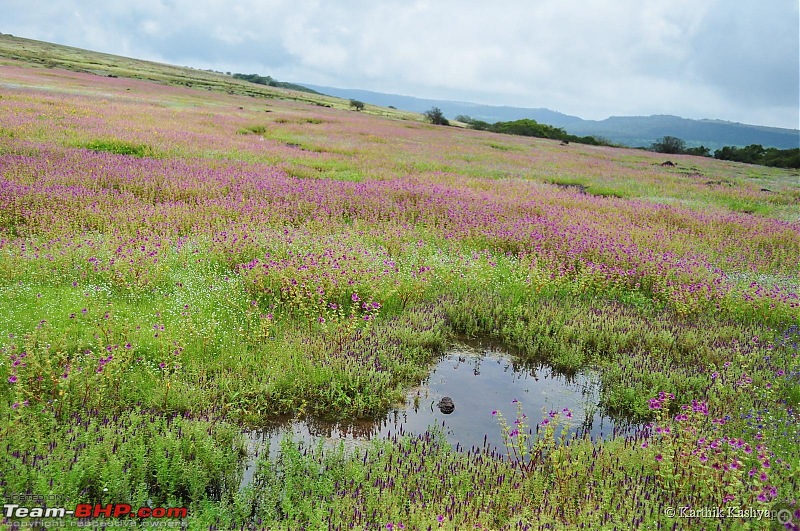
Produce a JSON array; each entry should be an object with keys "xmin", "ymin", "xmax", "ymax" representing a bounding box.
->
[{"xmin": 3, "ymin": 0, "xmax": 799, "ymax": 129}]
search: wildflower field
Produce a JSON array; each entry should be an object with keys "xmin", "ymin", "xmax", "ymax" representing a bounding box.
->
[{"xmin": 0, "ymin": 49, "xmax": 799, "ymax": 530}]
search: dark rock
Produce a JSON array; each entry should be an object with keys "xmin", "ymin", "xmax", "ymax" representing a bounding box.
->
[
  {"xmin": 437, "ymin": 396, "xmax": 455, "ymax": 414},
  {"xmin": 760, "ymin": 188, "xmax": 772, "ymax": 193},
  {"xmin": 660, "ymin": 161, "xmax": 676, "ymax": 167}
]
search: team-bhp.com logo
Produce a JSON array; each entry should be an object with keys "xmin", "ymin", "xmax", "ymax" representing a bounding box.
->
[{"xmin": 4, "ymin": 503, "xmax": 188, "ymax": 519}]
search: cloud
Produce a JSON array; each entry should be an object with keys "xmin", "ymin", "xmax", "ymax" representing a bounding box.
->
[{"xmin": 2, "ymin": 0, "xmax": 798, "ymax": 128}]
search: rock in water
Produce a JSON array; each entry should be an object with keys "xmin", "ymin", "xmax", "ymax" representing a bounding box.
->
[{"xmin": 437, "ymin": 396, "xmax": 455, "ymax": 414}]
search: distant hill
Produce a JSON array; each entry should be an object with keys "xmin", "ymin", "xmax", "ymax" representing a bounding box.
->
[{"xmin": 303, "ymin": 84, "xmax": 800, "ymax": 151}]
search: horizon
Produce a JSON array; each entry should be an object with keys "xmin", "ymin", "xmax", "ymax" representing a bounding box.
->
[{"xmin": 300, "ymin": 82, "xmax": 800, "ymax": 131}]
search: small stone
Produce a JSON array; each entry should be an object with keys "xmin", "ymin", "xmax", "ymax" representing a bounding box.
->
[{"xmin": 437, "ymin": 397, "xmax": 455, "ymax": 414}]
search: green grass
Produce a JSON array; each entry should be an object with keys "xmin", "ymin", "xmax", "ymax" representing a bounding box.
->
[
  {"xmin": 237, "ymin": 125, "xmax": 268, "ymax": 135},
  {"xmin": 84, "ymin": 138, "xmax": 154, "ymax": 157}
]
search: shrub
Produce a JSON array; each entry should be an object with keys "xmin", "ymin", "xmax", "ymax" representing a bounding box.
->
[{"xmin": 424, "ymin": 107, "xmax": 449, "ymax": 126}]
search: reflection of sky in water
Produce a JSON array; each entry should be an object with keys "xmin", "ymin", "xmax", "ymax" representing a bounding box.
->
[{"xmin": 242, "ymin": 342, "xmax": 633, "ymax": 488}]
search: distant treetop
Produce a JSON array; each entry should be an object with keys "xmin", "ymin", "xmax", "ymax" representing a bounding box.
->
[{"xmin": 232, "ymin": 73, "xmax": 320, "ymax": 94}]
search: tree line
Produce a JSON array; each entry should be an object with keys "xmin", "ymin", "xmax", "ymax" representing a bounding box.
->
[
  {"xmin": 454, "ymin": 114, "xmax": 612, "ymax": 146},
  {"xmin": 651, "ymin": 136, "xmax": 799, "ymax": 169},
  {"xmin": 232, "ymin": 73, "xmax": 320, "ymax": 94}
]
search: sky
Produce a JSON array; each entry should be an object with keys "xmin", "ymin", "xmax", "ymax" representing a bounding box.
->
[{"xmin": 3, "ymin": 0, "xmax": 799, "ymax": 129}]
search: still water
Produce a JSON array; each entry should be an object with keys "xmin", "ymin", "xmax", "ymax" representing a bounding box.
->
[{"xmin": 242, "ymin": 340, "xmax": 632, "ymax": 487}]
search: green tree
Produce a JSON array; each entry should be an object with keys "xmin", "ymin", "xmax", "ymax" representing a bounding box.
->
[
  {"xmin": 349, "ymin": 99, "xmax": 365, "ymax": 111},
  {"xmin": 492, "ymin": 119, "xmax": 566, "ymax": 139},
  {"xmin": 651, "ymin": 136, "xmax": 686, "ymax": 154},
  {"xmin": 684, "ymin": 145, "xmax": 711, "ymax": 157},
  {"xmin": 424, "ymin": 107, "xmax": 449, "ymax": 126},
  {"xmin": 455, "ymin": 115, "xmax": 490, "ymax": 130}
]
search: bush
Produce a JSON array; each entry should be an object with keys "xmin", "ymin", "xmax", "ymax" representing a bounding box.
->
[
  {"xmin": 424, "ymin": 107, "xmax": 449, "ymax": 126},
  {"xmin": 651, "ymin": 136, "xmax": 686, "ymax": 154}
]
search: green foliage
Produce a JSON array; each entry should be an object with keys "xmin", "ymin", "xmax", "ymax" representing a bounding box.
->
[
  {"xmin": 456, "ymin": 115, "xmax": 491, "ymax": 130},
  {"xmin": 715, "ymin": 145, "xmax": 800, "ymax": 169},
  {"xmin": 349, "ymin": 99, "xmax": 365, "ymax": 111},
  {"xmin": 85, "ymin": 139, "xmax": 153, "ymax": 157},
  {"xmin": 234, "ymin": 73, "xmax": 277, "ymax": 86},
  {"xmin": 233, "ymin": 73, "xmax": 320, "ymax": 94},
  {"xmin": 492, "ymin": 119, "xmax": 567, "ymax": 139},
  {"xmin": 0, "ymin": 409, "xmax": 245, "ymax": 508},
  {"xmin": 651, "ymin": 136, "xmax": 686, "ymax": 154},
  {"xmin": 684, "ymin": 145, "xmax": 711, "ymax": 157},
  {"xmin": 238, "ymin": 125, "xmax": 268, "ymax": 135},
  {"xmin": 649, "ymin": 139, "xmax": 798, "ymax": 169},
  {"xmin": 586, "ymin": 186, "xmax": 626, "ymax": 199},
  {"xmin": 458, "ymin": 116, "xmax": 609, "ymax": 146},
  {"xmin": 424, "ymin": 106, "xmax": 449, "ymax": 126}
]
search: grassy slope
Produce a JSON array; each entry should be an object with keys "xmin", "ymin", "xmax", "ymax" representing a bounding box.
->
[{"xmin": 0, "ymin": 33, "xmax": 421, "ymax": 121}]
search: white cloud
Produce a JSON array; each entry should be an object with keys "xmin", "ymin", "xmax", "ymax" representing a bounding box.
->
[{"xmin": 2, "ymin": 0, "xmax": 797, "ymax": 128}]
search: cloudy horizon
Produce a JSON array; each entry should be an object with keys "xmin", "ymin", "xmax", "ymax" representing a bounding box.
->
[{"xmin": 2, "ymin": 0, "xmax": 799, "ymax": 129}]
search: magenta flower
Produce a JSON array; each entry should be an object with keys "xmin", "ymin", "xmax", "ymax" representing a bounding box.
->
[{"xmin": 8, "ymin": 375, "xmax": 17, "ymax": 384}]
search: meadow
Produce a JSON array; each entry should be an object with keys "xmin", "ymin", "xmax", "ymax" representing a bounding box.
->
[{"xmin": 0, "ymin": 52, "xmax": 798, "ymax": 530}]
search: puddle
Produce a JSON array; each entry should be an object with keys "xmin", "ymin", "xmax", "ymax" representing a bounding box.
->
[{"xmin": 241, "ymin": 341, "xmax": 632, "ymax": 488}]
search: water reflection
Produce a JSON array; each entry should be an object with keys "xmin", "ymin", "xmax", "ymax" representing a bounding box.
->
[{"xmin": 242, "ymin": 341, "xmax": 634, "ymax": 487}]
